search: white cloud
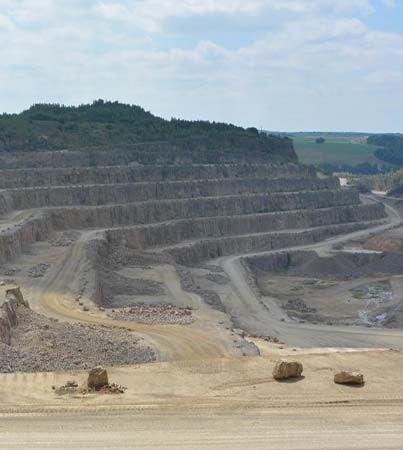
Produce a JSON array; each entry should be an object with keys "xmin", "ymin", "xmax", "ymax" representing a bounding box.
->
[
  {"xmin": 381, "ymin": 0, "xmax": 397, "ymax": 7},
  {"xmin": 0, "ymin": 0, "xmax": 402, "ymax": 131},
  {"xmin": 365, "ymin": 70, "xmax": 403, "ymax": 83},
  {"xmin": 94, "ymin": 0, "xmax": 375, "ymax": 32}
]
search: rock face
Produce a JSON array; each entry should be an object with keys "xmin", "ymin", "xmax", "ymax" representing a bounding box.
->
[
  {"xmin": 0, "ymin": 163, "xmax": 312, "ymax": 189},
  {"xmin": 8, "ymin": 176, "xmax": 339, "ymax": 210},
  {"xmin": 87, "ymin": 366, "xmax": 109, "ymax": 390},
  {"xmin": 272, "ymin": 360, "xmax": 304, "ymax": 380},
  {"xmin": 0, "ymin": 150, "xmax": 387, "ymax": 269},
  {"xmin": 0, "ymin": 287, "xmax": 29, "ymax": 345},
  {"xmin": 334, "ymin": 371, "xmax": 364, "ymax": 385}
]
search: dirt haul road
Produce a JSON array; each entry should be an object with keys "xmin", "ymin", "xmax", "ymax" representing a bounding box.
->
[{"xmin": 23, "ymin": 231, "xmax": 232, "ymax": 362}]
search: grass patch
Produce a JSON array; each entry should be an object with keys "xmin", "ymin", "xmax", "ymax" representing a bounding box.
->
[{"xmin": 292, "ymin": 134, "xmax": 380, "ymax": 166}]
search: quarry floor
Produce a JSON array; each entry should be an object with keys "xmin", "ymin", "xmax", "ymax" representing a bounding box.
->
[
  {"xmin": 1, "ymin": 195, "xmax": 403, "ymax": 449},
  {"xmin": 1, "ymin": 348, "xmax": 403, "ymax": 449}
]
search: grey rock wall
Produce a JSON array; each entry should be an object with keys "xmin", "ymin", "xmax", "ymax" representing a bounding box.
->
[
  {"xmin": 47, "ymin": 189, "xmax": 360, "ymax": 230},
  {"xmin": 0, "ymin": 191, "xmax": 13, "ymax": 215},
  {"xmin": 0, "ymin": 163, "xmax": 314, "ymax": 189},
  {"xmin": 0, "ymin": 214, "xmax": 54, "ymax": 264},
  {"xmin": 106, "ymin": 203, "xmax": 385, "ymax": 250},
  {"xmin": 165, "ymin": 222, "xmax": 373, "ymax": 265},
  {"xmin": 0, "ymin": 144, "xmax": 296, "ymax": 169},
  {"xmin": 6, "ymin": 177, "xmax": 340, "ymax": 210}
]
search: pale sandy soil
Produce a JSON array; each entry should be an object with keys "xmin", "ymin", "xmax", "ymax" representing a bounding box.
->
[{"xmin": 0, "ymin": 348, "xmax": 403, "ymax": 449}]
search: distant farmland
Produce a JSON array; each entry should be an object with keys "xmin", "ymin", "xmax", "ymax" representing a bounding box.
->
[{"xmin": 292, "ymin": 134, "xmax": 381, "ymax": 166}]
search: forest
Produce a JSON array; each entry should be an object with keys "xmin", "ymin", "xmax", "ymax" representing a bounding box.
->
[{"xmin": 0, "ymin": 100, "xmax": 294, "ymax": 159}]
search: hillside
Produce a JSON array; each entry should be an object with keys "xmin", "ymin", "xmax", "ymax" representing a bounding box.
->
[
  {"xmin": 369, "ymin": 134, "xmax": 403, "ymax": 166},
  {"xmin": 0, "ymin": 100, "xmax": 296, "ymax": 162},
  {"xmin": 354, "ymin": 168, "xmax": 403, "ymax": 195}
]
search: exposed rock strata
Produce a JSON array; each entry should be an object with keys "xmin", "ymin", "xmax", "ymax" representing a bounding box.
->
[
  {"xmin": 0, "ymin": 287, "xmax": 29, "ymax": 345},
  {"xmin": 48, "ymin": 189, "xmax": 360, "ymax": 230},
  {"xmin": 0, "ymin": 163, "xmax": 315, "ymax": 189},
  {"xmin": 106, "ymin": 203, "xmax": 384, "ymax": 251},
  {"xmin": 164, "ymin": 222, "xmax": 376, "ymax": 265},
  {"xmin": 0, "ymin": 214, "xmax": 54, "ymax": 264},
  {"xmin": 0, "ymin": 145, "xmax": 297, "ymax": 170},
  {"xmin": 6, "ymin": 176, "xmax": 339, "ymax": 210}
]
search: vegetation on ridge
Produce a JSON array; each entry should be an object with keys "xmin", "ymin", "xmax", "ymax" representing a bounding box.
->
[
  {"xmin": 369, "ymin": 135, "xmax": 403, "ymax": 166},
  {"xmin": 0, "ymin": 100, "xmax": 296, "ymax": 161}
]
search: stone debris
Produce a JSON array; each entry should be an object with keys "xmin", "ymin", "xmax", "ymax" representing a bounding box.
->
[
  {"xmin": 28, "ymin": 263, "xmax": 50, "ymax": 278},
  {"xmin": 284, "ymin": 298, "xmax": 317, "ymax": 314},
  {"xmin": 109, "ymin": 304, "xmax": 194, "ymax": 325},
  {"xmin": 98, "ymin": 383, "xmax": 127, "ymax": 394},
  {"xmin": 272, "ymin": 360, "xmax": 304, "ymax": 380},
  {"xmin": 54, "ymin": 378, "xmax": 126, "ymax": 396},
  {"xmin": 49, "ymin": 231, "xmax": 80, "ymax": 247},
  {"xmin": 334, "ymin": 371, "xmax": 365, "ymax": 385},
  {"xmin": 249, "ymin": 334, "xmax": 283, "ymax": 344},
  {"xmin": 178, "ymin": 266, "xmax": 225, "ymax": 311},
  {"xmin": 0, "ymin": 306, "xmax": 155, "ymax": 373},
  {"xmin": 3, "ymin": 268, "xmax": 20, "ymax": 277},
  {"xmin": 205, "ymin": 273, "xmax": 229, "ymax": 285},
  {"xmin": 54, "ymin": 380, "xmax": 79, "ymax": 395},
  {"xmin": 87, "ymin": 366, "xmax": 109, "ymax": 390}
]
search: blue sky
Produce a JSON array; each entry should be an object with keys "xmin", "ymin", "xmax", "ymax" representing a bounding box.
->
[{"xmin": 0, "ymin": 0, "xmax": 402, "ymax": 132}]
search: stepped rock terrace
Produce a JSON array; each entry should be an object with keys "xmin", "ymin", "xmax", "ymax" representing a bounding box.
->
[{"xmin": 0, "ymin": 150, "xmax": 386, "ymax": 267}]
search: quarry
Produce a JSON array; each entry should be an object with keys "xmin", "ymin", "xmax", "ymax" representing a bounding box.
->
[
  {"xmin": 0, "ymin": 144, "xmax": 398, "ymax": 367},
  {"xmin": 1, "ymin": 138, "xmax": 403, "ymax": 449}
]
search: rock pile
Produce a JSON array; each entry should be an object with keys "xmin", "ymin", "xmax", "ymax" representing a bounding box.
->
[
  {"xmin": 54, "ymin": 373, "xmax": 126, "ymax": 396},
  {"xmin": 110, "ymin": 304, "xmax": 194, "ymax": 325},
  {"xmin": 28, "ymin": 263, "xmax": 50, "ymax": 278},
  {"xmin": 0, "ymin": 306, "xmax": 155, "ymax": 373}
]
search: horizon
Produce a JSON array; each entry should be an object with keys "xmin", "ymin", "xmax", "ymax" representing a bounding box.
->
[
  {"xmin": 2, "ymin": 100, "xmax": 402, "ymax": 136},
  {"xmin": 1, "ymin": 1, "xmax": 403, "ymax": 132}
]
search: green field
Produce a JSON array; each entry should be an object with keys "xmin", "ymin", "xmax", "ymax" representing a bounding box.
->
[{"xmin": 293, "ymin": 134, "xmax": 380, "ymax": 166}]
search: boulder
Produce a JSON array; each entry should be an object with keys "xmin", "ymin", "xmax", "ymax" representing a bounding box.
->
[
  {"xmin": 334, "ymin": 371, "xmax": 364, "ymax": 385},
  {"xmin": 6, "ymin": 286, "xmax": 29, "ymax": 308},
  {"xmin": 272, "ymin": 360, "xmax": 303, "ymax": 380},
  {"xmin": 87, "ymin": 366, "xmax": 109, "ymax": 390},
  {"xmin": 0, "ymin": 286, "xmax": 30, "ymax": 345}
]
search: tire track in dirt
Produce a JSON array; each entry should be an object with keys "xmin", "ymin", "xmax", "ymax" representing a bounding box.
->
[{"xmin": 35, "ymin": 233, "xmax": 229, "ymax": 362}]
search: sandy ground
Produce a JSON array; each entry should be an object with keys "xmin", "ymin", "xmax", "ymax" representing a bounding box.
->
[
  {"xmin": 3, "ymin": 409, "xmax": 403, "ymax": 450},
  {"xmin": 1, "ymin": 348, "xmax": 403, "ymax": 449}
]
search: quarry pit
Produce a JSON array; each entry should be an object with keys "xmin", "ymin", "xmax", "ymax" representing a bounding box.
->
[
  {"xmin": 0, "ymin": 144, "xmax": 403, "ymax": 449},
  {"xmin": 245, "ymin": 249, "xmax": 403, "ymax": 329},
  {"xmin": 1, "ymin": 147, "xmax": 402, "ymax": 371}
]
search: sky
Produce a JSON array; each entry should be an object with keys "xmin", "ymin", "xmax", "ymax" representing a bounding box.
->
[{"xmin": 0, "ymin": 0, "xmax": 402, "ymax": 132}]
